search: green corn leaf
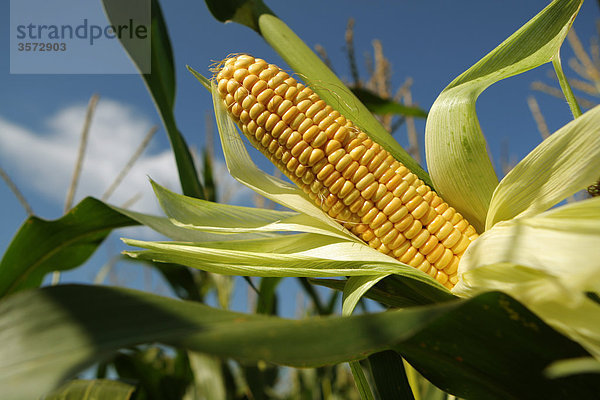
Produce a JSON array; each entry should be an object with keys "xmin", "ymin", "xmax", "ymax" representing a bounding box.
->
[
  {"xmin": 458, "ymin": 197, "xmax": 600, "ymax": 297},
  {"xmin": 486, "ymin": 105, "xmax": 600, "ymax": 229},
  {"xmin": 2, "ymin": 285, "xmax": 598, "ymax": 400},
  {"xmin": 113, "ymin": 203, "xmax": 276, "ymax": 242},
  {"xmin": 425, "ymin": 0, "xmax": 582, "ymax": 231},
  {"xmin": 203, "ymin": 0, "xmax": 431, "ymax": 186},
  {"xmin": 0, "ymin": 197, "xmax": 137, "ymax": 299},
  {"xmin": 546, "ymin": 357, "xmax": 600, "ymax": 378},
  {"xmin": 123, "ymin": 234, "xmax": 440, "ymax": 288},
  {"xmin": 368, "ymin": 351, "xmax": 415, "ymax": 400},
  {"xmin": 102, "ymin": 0, "xmax": 203, "ymax": 198},
  {"xmin": 454, "ymin": 197, "xmax": 600, "ymax": 358},
  {"xmin": 185, "ymin": 352, "xmax": 227, "ymax": 400},
  {"xmin": 312, "ymin": 277, "xmax": 455, "ymax": 309},
  {"xmin": 45, "ymin": 379, "xmax": 136, "ymax": 400},
  {"xmin": 150, "ymin": 180, "xmax": 352, "ymax": 241},
  {"xmin": 342, "ymin": 275, "xmax": 389, "ymax": 316}
]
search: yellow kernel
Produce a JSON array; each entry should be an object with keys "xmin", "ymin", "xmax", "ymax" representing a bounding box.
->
[
  {"xmin": 442, "ymin": 207, "xmax": 456, "ymax": 221},
  {"xmin": 239, "ymin": 110, "xmax": 251, "ymax": 125},
  {"xmin": 316, "ymin": 164, "xmax": 334, "ymax": 180},
  {"xmin": 361, "ymin": 230, "xmax": 375, "ymax": 242},
  {"xmin": 247, "ymin": 60, "xmax": 267, "ymax": 75},
  {"xmin": 278, "ymin": 128, "xmax": 293, "ymax": 145},
  {"xmin": 360, "ymin": 149, "xmax": 376, "ymax": 165},
  {"xmin": 426, "ymin": 244, "xmax": 445, "ymax": 264},
  {"xmin": 265, "ymin": 113, "xmax": 280, "ymax": 131},
  {"xmin": 341, "ymin": 161, "xmax": 359, "ymax": 179},
  {"xmin": 298, "ymin": 146, "xmax": 312, "ymax": 164},
  {"xmin": 248, "ymin": 103, "xmax": 265, "ymax": 120},
  {"xmin": 284, "ymin": 86, "xmax": 298, "ymax": 101},
  {"xmin": 338, "ymin": 180, "xmax": 354, "ymax": 197},
  {"xmin": 302, "ymin": 125, "xmax": 320, "ymax": 143},
  {"xmin": 436, "ymin": 270, "xmax": 449, "ymax": 285},
  {"xmin": 434, "ymin": 249, "xmax": 453, "ymax": 269},
  {"xmin": 361, "ymin": 181, "xmax": 378, "ymax": 200},
  {"xmin": 419, "ymin": 236, "xmax": 438, "ymax": 256},
  {"xmin": 296, "ymin": 99, "xmax": 312, "ymax": 113},
  {"xmin": 434, "ymin": 222, "xmax": 454, "ymax": 241},
  {"xmin": 392, "ymin": 181, "xmax": 410, "ymax": 197},
  {"xmin": 333, "ymin": 126, "xmax": 350, "ymax": 143},
  {"xmin": 297, "ymin": 118, "xmax": 314, "ymax": 135},
  {"xmin": 417, "ymin": 260, "xmax": 431, "ymax": 273},
  {"xmin": 267, "ymin": 95, "xmax": 283, "ymax": 113},
  {"xmin": 372, "ymin": 184, "xmax": 388, "ymax": 202},
  {"xmin": 394, "ymin": 214, "xmax": 414, "ymax": 232},
  {"xmin": 349, "ymin": 145, "xmax": 367, "ymax": 160},
  {"xmin": 271, "ymin": 121, "xmax": 287, "ymax": 139},
  {"xmin": 405, "ymin": 195, "xmax": 423, "ymax": 212},
  {"xmin": 369, "ymin": 212, "xmax": 387, "ymax": 230},
  {"xmin": 411, "ymin": 201, "xmax": 430, "ymax": 220},
  {"xmin": 306, "ymin": 101, "xmax": 326, "ymax": 118},
  {"xmin": 361, "ymin": 208, "xmax": 379, "ymax": 224},
  {"xmin": 388, "ymin": 205, "xmax": 409, "ymax": 223},
  {"xmin": 336, "ymin": 154, "xmax": 353, "ymax": 172},
  {"xmin": 408, "ymin": 253, "xmax": 425, "ymax": 268},
  {"xmin": 376, "ymin": 192, "xmax": 394, "ymax": 210},
  {"xmin": 250, "ymin": 79, "xmax": 267, "ymax": 97},
  {"xmin": 308, "ymin": 149, "xmax": 325, "ymax": 166},
  {"xmin": 442, "ymin": 229, "xmax": 461, "ymax": 248},
  {"xmin": 427, "ymin": 216, "xmax": 445, "ymax": 234},
  {"xmin": 399, "ymin": 246, "xmax": 418, "ymax": 264},
  {"xmin": 379, "ymin": 169, "xmax": 396, "ymax": 185},
  {"xmin": 357, "ymin": 201, "xmax": 375, "ymax": 217},
  {"xmin": 312, "ymin": 132, "xmax": 328, "ymax": 148},
  {"xmin": 291, "ymin": 140, "xmax": 309, "ymax": 158},
  {"xmin": 257, "ymin": 88, "xmax": 275, "ymax": 104},
  {"xmin": 404, "ymin": 220, "xmax": 423, "ymax": 239},
  {"xmin": 286, "ymin": 157, "xmax": 299, "ymax": 171},
  {"xmin": 343, "ymin": 189, "xmax": 361, "ymax": 205},
  {"xmin": 325, "ymin": 140, "xmax": 342, "ymax": 155},
  {"xmin": 327, "ymin": 148, "xmax": 345, "ymax": 164},
  {"xmin": 386, "ymin": 175, "xmax": 403, "ymax": 192},
  {"xmin": 444, "ymin": 257, "xmax": 459, "ymax": 275},
  {"xmin": 317, "ymin": 114, "xmax": 334, "ymax": 129},
  {"xmin": 401, "ymin": 186, "xmax": 417, "ymax": 203},
  {"xmin": 286, "ymin": 131, "xmax": 302, "ymax": 149},
  {"xmin": 392, "ymin": 241, "xmax": 412, "ymax": 259},
  {"xmin": 412, "ymin": 229, "xmax": 431, "ymax": 249},
  {"xmin": 226, "ymin": 79, "xmax": 240, "ymax": 94},
  {"xmin": 380, "ymin": 228, "xmax": 400, "ymax": 245},
  {"xmin": 323, "ymin": 170, "xmax": 341, "ymax": 187},
  {"xmin": 372, "ymin": 160, "xmax": 391, "ymax": 179},
  {"xmin": 352, "ymin": 166, "xmax": 370, "ymax": 184},
  {"xmin": 388, "ymin": 232, "xmax": 407, "ymax": 250},
  {"xmin": 451, "ymin": 235, "xmax": 471, "ymax": 254},
  {"xmin": 374, "ymin": 221, "xmax": 394, "ymax": 238}
]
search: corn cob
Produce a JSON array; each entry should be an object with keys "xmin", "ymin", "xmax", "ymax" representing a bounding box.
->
[{"xmin": 214, "ymin": 54, "xmax": 479, "ymax": 289}]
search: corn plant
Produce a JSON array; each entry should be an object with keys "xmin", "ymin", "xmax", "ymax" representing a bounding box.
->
[{"xmin": 1, "ymin": 0, "xmax": 600, "ymax": 399}]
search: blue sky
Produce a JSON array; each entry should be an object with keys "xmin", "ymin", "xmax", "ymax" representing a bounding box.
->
[{"xmin": 1, "ymin": 1, "xmax": 598, "ymax": 314}]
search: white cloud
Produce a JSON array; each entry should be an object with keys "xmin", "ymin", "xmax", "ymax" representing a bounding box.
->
[{"xmin": 0, "ymin": 98, "xmax": 250, "ymax": 218}]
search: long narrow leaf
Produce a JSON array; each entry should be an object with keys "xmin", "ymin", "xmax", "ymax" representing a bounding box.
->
[
  {"xmin": 151, "ymin": 180, "xmax": 354, "ymax": 241},
  {"xmin": 1, "ymin": 285, "xmax": 597, "ymax": 399},
  {"xmin": 102, "ymin": 0, "xmax": 203, "ymax": 198},
  {"xmin": 0, "ymin": 197, "xmax": 137, "ymax": 298},
  {"xmin": 486, "ymin": 105, "xmax": 600, "ymax": 228},
  {"xmin": 425, "ymin": 0, "xmax": 582, "ymax": 231}
]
